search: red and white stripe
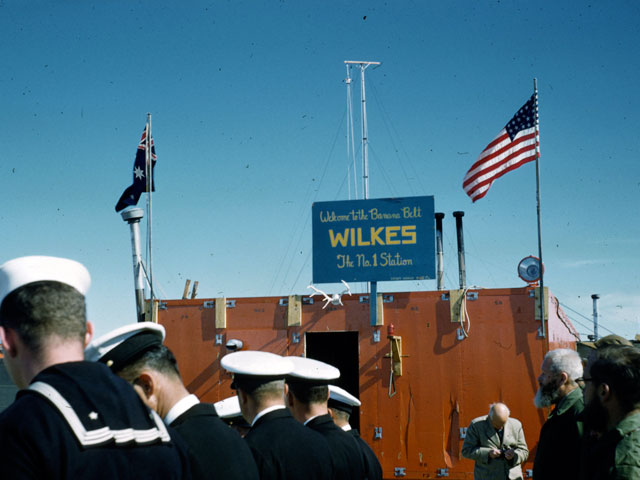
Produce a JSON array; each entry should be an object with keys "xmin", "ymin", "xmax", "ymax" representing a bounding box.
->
[{"xmin": 463, "ymin": 126, "xmax": 538, "ymax": 202}]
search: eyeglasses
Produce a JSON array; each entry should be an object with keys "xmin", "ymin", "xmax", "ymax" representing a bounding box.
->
[{"xmin": 577, "ymin": 377, "xmax": 593, "ymax": 383}]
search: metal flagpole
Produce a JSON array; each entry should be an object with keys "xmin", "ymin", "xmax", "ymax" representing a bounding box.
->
[
  {"xmin": 533, "ymin": 79, "xmax": 546, "ymax": 338},
  {"xmin": 145, "ymin": 113, "xmax": 154, "ymax": 320},
  {"xmin": 345, "ymin": 60, "xmax": 380, "ymax": 326}
]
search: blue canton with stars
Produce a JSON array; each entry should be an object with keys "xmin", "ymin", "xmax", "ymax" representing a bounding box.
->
[{"xmin": 505, "ymin": 94, "xmax": 537, "ymax": 141}]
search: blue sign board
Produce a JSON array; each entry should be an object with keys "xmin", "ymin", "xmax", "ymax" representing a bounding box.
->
[{"xmin": 312, "ymin": 196, "xmax": 435, "ymax": 283}]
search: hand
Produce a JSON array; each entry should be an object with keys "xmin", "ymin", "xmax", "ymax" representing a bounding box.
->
[
  {"xmin": 489, "ymin": 448, "xmax": 502, "ymax": 459},
  {"xmin": 503, "ymin": 448, "xmax": 515, "ymax": 461}
]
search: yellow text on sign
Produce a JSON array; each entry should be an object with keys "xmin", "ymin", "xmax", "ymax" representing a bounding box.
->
[{"xmin": 328, "ymin": 226, "xmax": 417, "ymax": 248}]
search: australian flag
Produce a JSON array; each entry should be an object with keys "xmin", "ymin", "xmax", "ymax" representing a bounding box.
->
[{"xmin": 115, "ymin": 128, "xmax": 156, "ymax": 212}]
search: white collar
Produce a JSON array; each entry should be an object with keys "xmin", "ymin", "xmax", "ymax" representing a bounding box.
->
[
  {"xmin": 164, "ymin": 394, "xmax": 200, "ymax": 425},
  {"xmin": 341, "ymin": 424, "xmax": 352, "ymax": 431},
  {"xmin": 303, "ymin": 413, "xmax": 324, "ymax": 426},
  {"xmin": 251, "ymin": 405, "xmax": 286, "ymax": 427}
]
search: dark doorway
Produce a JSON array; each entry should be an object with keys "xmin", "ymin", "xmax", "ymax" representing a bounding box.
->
[{"xmin": 306, "ymin": 331, "xmax": 360, "ymax": 431}]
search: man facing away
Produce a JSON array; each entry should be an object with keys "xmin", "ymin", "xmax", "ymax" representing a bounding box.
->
[
  {"xmin": 328, "ymin": 384, "xmax": 383, "ymax": 480},
  {"xmin": 581, "ymin": 345, "xmax": 640, "ymax": 480},
  {"xmin": 533, "ymin": 348, "xmax": 584, "ymax": 480},
  {"xmin": 461, "ymin": 402, "xmax": 529, "ymax": 480},
  {"xmin": 286, "ymin": 356, "xmax": 366, "ymax": 480},
  {"xmin": 0, "ymin": 256, "xmax": 190, "ymax": 479},
  {"xmin": 221, "ymin": 350, "xmax": 334, "ymax": 480},
  {"xmin": 85, "ymin": 322, "xmax": 258, "ymax": 480}
]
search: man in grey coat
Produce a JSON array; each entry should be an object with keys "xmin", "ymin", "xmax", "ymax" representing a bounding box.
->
[{"xmin": 461, "ymin": 403, "xmax": 529, "ymax": 480}]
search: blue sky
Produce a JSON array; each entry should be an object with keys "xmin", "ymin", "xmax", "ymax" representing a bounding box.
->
[{"xmin": 1, "ymin": 0, "xmax": 638, "ymax": 340}]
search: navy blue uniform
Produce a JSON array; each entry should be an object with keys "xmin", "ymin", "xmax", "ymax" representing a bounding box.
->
[
  {"xmin": 307, "ymin": 414, "xmax": 366, "ymax": 480},
  {"xmin": 244, "ymin": 408, "xmax": 333, "ymax": 480},
  {"xmin": 349, "ymin": 429, "xmax": 383, "ymax": 480},
  {"xmin": 0, "ymin": 362, "xmax": 190, "ymax": 479},
  {"xmin": 170, "ymin": 402, "xmax": 259, "ymax": 480}
]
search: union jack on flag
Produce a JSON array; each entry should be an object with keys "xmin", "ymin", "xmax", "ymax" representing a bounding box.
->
[{"xmin": 463, "ymin": 94, "xmax": 538, "ymax": 202}]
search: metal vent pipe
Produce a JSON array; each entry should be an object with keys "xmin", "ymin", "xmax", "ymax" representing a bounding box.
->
[
  {"xmin": 121, "ymin": 208, "xmax": 146, "ymax": 322},
  {"xmin": 591, "ymin": 294, "xmax": 600, "ymax": 341},
  {"xmin": 453, "ymin": 211, "xmax": 466, "ymax": 290},
  {"xmin": 435, "ymin": 212, "xmax": 445, "ymax": 290}
]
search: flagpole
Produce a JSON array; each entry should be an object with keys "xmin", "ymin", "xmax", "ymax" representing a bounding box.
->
[
  {"xmin": 533, "ymin": 79, "xmax": 546, "ymax": 339},
  {"xmin": 146, "ymin": 113, "xmax": 154, "ymax": 320}
]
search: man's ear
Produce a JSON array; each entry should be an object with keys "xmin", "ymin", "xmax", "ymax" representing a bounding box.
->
[
  {"xmin": 135, "ymin": 372, "xmax": 155, "ymax": 398},
  {"xmin": 598, "ymin": 383, "xmax": 612, "ymax": 402},
  {"xmin": 84, "ymin": 321, "xmax": 94, "ymax": 348},
  {"xmin": 0, "ymin": 326, "xmax": 18, "ymax": 358},
  {"xmin": 559, "ymin": 371, "xmax": 569, "ymax": 385}
]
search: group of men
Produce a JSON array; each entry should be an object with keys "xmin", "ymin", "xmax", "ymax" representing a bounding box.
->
[
  {"xmin": 0, "ymin": 255, "xmax": 382, "ymax": 479},
  {"xmin": 461, "ymin": 341, "xmax": 640, "ymax": 480}
]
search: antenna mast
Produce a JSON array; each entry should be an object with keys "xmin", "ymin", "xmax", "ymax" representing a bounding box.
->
[{"xmin": 345, "ymin": 61, "xmax": 380, "ymax": 199}]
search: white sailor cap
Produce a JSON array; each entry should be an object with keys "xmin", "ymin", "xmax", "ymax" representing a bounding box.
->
[
  {"xmin": 0, "ymin": 256, "xmax": 91, "ymax": 306},
  {"xmin": 221, "ymin": 351, "xmax": 294, "ymax": 392},
  {"xmin": 328, "ymin": 385, "xmax": 361, "ymax": 414},
  {"xmin": 85, "ymin": 322, "xmax": 165, "ymax": 371},
  {"xmin": 286, "ymin": 356, "xmax": 340, "ymax": 385},
  {"xmin": 214, "ymin": 395, "xmax": 242, "ymax": 419}
]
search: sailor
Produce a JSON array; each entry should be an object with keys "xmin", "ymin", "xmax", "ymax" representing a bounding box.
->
[
  {"xmin": 0, "ymin": 256, "xmax": 191, "ymax": 479},
  {"xmin": 286, "ymin": 356, "xmax": 366, "ymax": 480},
  {"xmin": 328, "ymin": 384, "xmax": 383, "ymax": 480},
  {"xmin": 215, "ymin": 394, "xmax": 252, "ymax": 437},
  {"xmin": 85, "ymin": 322, "xmax": 258, "ymax": 480},
  {"xmin": 221, "ymin": 350, "xmax": 334, "ymax": 480}
]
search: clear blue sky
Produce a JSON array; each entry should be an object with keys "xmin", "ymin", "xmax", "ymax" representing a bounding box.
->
[{"xmin": 1, "ymin": 1, "xmax": 638, "ymax": 340}]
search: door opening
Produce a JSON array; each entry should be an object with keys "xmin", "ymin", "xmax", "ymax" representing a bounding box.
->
[{"xmin": 305, "ymin": 331, "xmax": 360, "ymax": 432}]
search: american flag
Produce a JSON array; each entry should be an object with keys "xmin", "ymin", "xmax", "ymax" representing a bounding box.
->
[{"xmin": 463, "ymin": 94, "xmax": 538, "ymax": 202}]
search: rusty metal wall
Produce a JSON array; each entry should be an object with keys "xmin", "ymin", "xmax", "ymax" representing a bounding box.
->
[{"xmin": 159, "ymin": 286, "xmax": 577, "ymax": 479}]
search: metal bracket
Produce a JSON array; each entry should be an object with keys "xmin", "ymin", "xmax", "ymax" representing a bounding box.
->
[
  {"xmin": 302, "ymin": 297, "xmax": 314, "ymax": 305},
  {"xmin": 359, "ymin": 295, "xmax": 369, "ymax": 304},
  {"xmin": 437, "ymin": 468, "xmax": 449, "ymax": 477},
  {"xmin": 204, "ymin": 300, "xmax": 215, "ymax": 309},
  {"xmin": 394, "ymin": 467, "xmax": 406, "ymax": 477},
  {"xmin": 373, "ymin": 329, "xmax": 381, "ymax": 343},
  {"xmin": 215, "ymin": 334, "xmax": 223, "ymax": 345},
  {"xmin": 383, "ymin": 294, "xmax": 394, "ymax": 303},
  {"xmin": 460, "ymin": 427, "xmax": 467, "ymax": 439},
  {"xmin": 292, "ymin": 332, "xmax": 300, "ymax": 344},
  {"xmin": 374, "ymin": 427, "xmax": 382, "ymax": 439},
  {"xmin": 537, "ymin": 326, "xmax": 544, "ymax": 338},
  {"xmin": 158, "ymin": 302, "xmax": 168, "ymax": 310},
  {"xmin": 278, "ymin": 298, "xmax": 288, "ymax": 306},
  {"xmin": 226, "ymin": 300, "xmax": 236, "ymax": 308},
  {"xmin": 442, "ymin": 292, "xmax": 477, "ymax": 301},
  {"xmin": 525, "ymin": 469, "xmax": 533, "ymax": 478}
]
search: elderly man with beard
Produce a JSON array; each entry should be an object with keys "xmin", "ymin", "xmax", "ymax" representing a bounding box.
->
[
  {"xmin": 581, "ymin": 345, "xmax": 640, "ymax": 480},
  {"xmin": 533, "ymin": 348, "xmax": 585, "ymax": 480}
]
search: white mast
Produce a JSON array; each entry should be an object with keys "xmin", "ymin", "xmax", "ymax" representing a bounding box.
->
[
  {"xmin": 344, "ymin": 61, "xmax": 380, "ymax": 199},
  {"xmin": 145, "ymin": 113, "xmax": 154, "ymax": 319}
]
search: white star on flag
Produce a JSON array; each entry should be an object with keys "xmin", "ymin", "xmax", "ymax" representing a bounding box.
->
[{"xmin": 134, "ymin": 166, "xmax": 145, "ymax": 180}]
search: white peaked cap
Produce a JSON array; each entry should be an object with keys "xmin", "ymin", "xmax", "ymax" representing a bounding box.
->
[
  {"xmin": 85, "ymin": 322, "xmax": 165, "ymax": 366},
  {"xmin": 0, "ymin": 256, "xmax": 91, "ymax": 304},
  {"xmin": 287, "ymin": 356, "xmax": 340, "ymax": 381},
  {"xmin": 221, "ymin": 351, "xmax": 294, "ymax": 376},
  {"xmin": 328, "ymin": 385, "xmax": 361, "ymax": 407},
  {"xmin": 214, "ymin": 395, "xmax": 242, "ymax": 419}
]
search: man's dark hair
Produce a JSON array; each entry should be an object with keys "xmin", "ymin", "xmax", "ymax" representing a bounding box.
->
[
  {"xmin": 115, "ymin": 344, "xmax": 182, "ymax": 383},
  {"xmin": 590, "ymin": 345, "xmax": 640, "ymax": 412},
  {"xmin": 0, "ymin": 281, "xmax": 86, "ymax": 355},
  {"xmin": 288, "ymin": 382, "xmax": 329, "ymax": 404}
]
